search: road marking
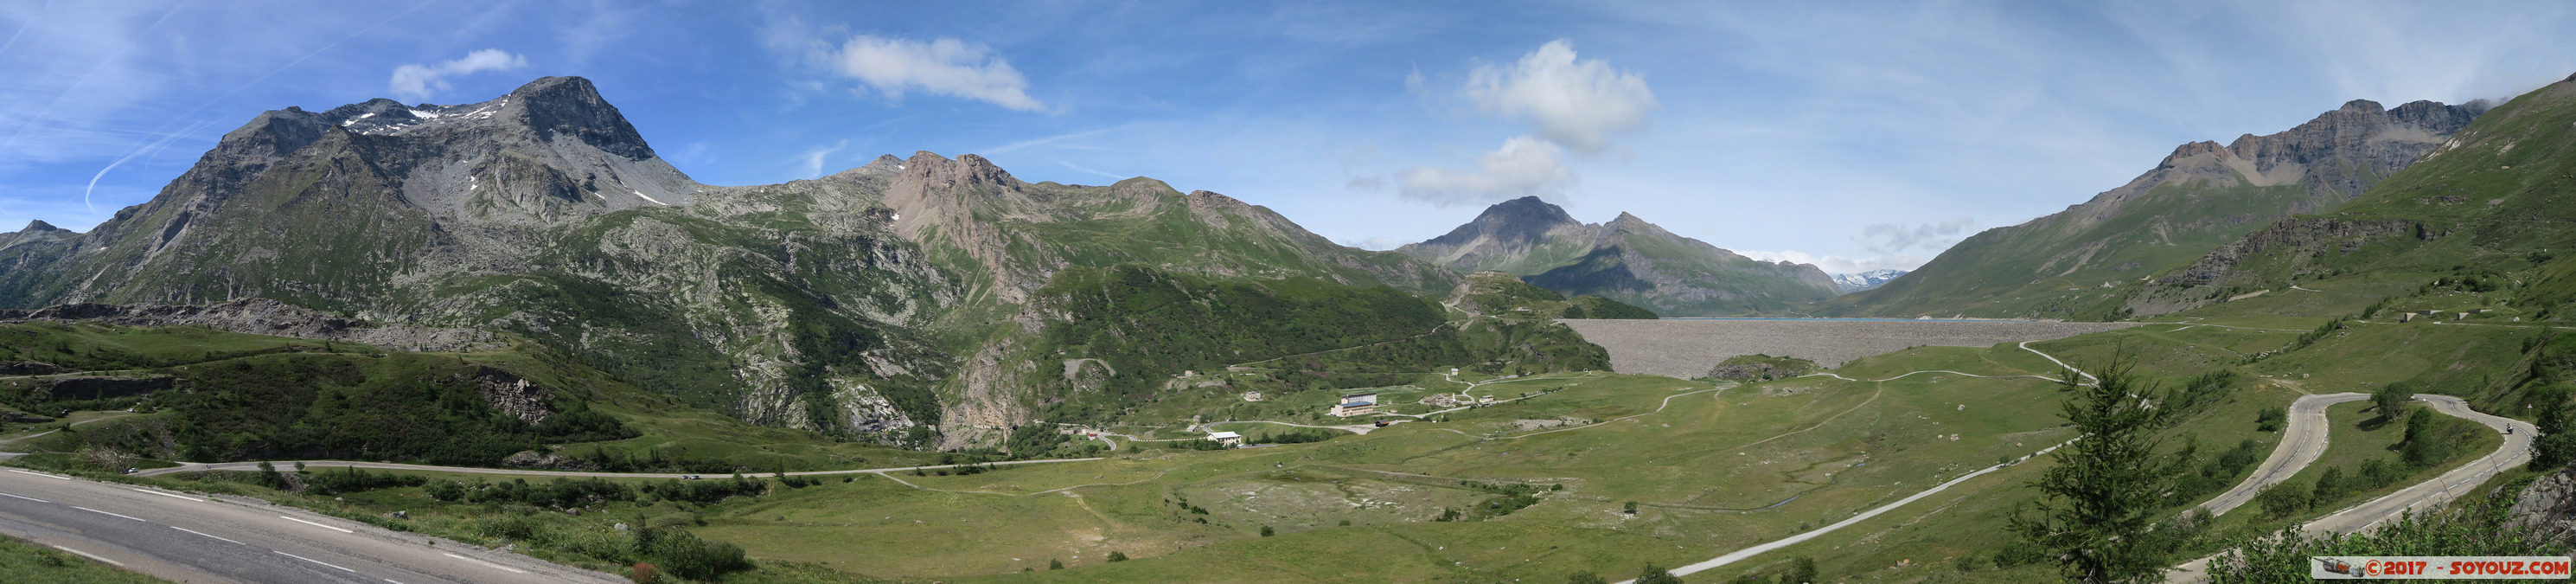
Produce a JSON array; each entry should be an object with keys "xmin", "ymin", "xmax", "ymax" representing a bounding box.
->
[
  {"xmin": 6, "ymin": 468, "xmax": 70, "ymax": 479},
  {"xmin": 443, "ymin": 552, "xmax": 527, "ymax": 574},
  {"xmin": 0, "ymin": 491, "xmax": 48, "ymax": 503},
  {"xmin": 278, "ymin": 550, "xmax": 358, "ymax": 572},
  {"xmin": 74, "ymin": 506, "xmax": 146, "ymax": 522},
  {"xmin": 278, "ymin": 515, "xmax": 354, "ymax": 533},
  {"xmin": 171, "ymin": 526, "xmax": 246, "ymax": 545},
  {"xmin": 130, "ymin": 487, "xmax": 206, "ymax": 502},
  {"xmin": 48, "ymin": 543, "xmax": 124, "ymax": 566}
]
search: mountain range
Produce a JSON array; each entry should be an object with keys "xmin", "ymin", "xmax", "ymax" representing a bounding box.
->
[
  {"xmin": 1821, "ymin": 98, "xmax": 2488, "ymax": 318},
  {"xmin": 1394, "ymin": 196, "xmax": 1840, "ymax": 316},
  {"xmin": 0, "ymin": 77, "xmax": 1476, "ymax": 448},
  {"xmin": 1831, "ymin": 269, "xmax": 1907, "ymax": 292}
]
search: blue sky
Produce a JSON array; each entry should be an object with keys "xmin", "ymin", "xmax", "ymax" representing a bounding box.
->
[{"xmin": 3, "ymin": 1, "xmax": 2572, "ymax": 274}]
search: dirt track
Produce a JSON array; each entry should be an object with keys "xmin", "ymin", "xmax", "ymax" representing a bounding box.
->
[{"xmin": 1557, "ymin": 318, "xmax": 2142, "ymax": 378}]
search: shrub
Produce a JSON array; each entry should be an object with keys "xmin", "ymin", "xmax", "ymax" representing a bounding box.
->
[
  {"xmin": 1106, "ymin": 551, "xmax": 1128, "ymax": 562},
  {"xmin": 637, "ymin": 527, "xmax": 748, "ymax": 580},
  {"xmin": 2254, "ymin": 407, "xmax": 2287, "ymax": 432},
  {"xmin": 629, "ymin": 562, "xmax": 658, "ymax": 584},
  {"xmin": 1635, "ymin": 563, "xmax": 1683, "ymax": 584},
  {"xmin": 303, "ymin": 466, "xmax": 427, "ymax": 495},
  {"xmin": 2257, "ymin": 482, "xmax": 2311, "ymax": 518},
  {"xmin": 642, "ymin": 477, "xmax": 766, "ymax": 504}
]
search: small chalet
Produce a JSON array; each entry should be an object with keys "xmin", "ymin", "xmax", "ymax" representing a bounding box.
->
[{"xmin": 1329, "ymin": 393, "xmax": 1379, "ymax": 417}]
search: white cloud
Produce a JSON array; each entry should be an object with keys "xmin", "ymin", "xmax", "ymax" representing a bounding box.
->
[
  {"xmin": 1462, "ymin": 40, "xmax": 1658, "ymax": 155},
  {"xmin": 807, "ymin": 35, "xmax": 1045, "ymax": 112},
  {"xmin": 388, "ymin": 48, "xmax": 527, "ymax": 100},
  {"xmin": 1857, "ymin": 217, "xmax": 1975, "ymax": 254},
  {"xmin": 1394, "ymin": 136, "xmax": 1574, "ymax": 206},
  {"xmin": 1059, "ymin": 161, "xmax": 1123, "ymax": 180},
  {"xmin": 795, "ymin": 140, "xmax": 846, "ymax": 178}
]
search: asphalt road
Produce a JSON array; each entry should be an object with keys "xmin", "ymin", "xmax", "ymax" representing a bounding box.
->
[
  {"xmin": 2303, "ymin": 394, "xmax": 2534, "ymax": 534},
  {"xmin": 2197, "ymin": 392, "xmax": 2368, "ymax": 516},
  {"xmin": 2167, "ymin": 394, "xmax": 2534, "ymax": 582},
  {"xmin": 135, "ymin": 457, "xmax": 1100, "ymax": 479},
  {"xmin": 0, "ymin": 468, "xmax": 624, "ymax": 583}
]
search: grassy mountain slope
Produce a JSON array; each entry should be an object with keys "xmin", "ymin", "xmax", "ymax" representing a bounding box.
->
[
  {"xmin": 1451, "ymin": 271, "xmax": 1659, "ymax": 319},
  {"xmin": 1004, "ymin": 264, "xmax": 1608, "ymax": 425},
  {"xmin": 1823, "ymin": 99, "xmax": 2484, "ymax": 318},
  {"xmin": 1398, "ymin": 197, "xmax": 1840, "ymax": 317},
  {"xmin": 0, "ymin": 77, "xmax": 1482, "ymax": 450},
  {"xmin": 2120, "ymin": 74, "xmax": 2576, "ymax": 318},
  {"xmin": 0, "ymin": 319, "xmax": 944, "ymax": 471}
]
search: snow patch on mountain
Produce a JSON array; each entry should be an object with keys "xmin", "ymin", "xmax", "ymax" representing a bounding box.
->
[{"xmin": 1832, "ymin": 269, "xmax": 1908, "ymax": 292}]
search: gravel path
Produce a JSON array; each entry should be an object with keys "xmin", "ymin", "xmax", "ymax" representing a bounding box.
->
[{"xmin": 1557, "ymin": 319, "xmax": 2143, "ymax": 378}]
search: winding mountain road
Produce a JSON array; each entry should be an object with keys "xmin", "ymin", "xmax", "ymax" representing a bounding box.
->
[
  {"xmin": 2196, "ymin": 392, "xmax": 2367, "ymax": 516},
  {"xmin": 2304, "ymin": 395, "xmax": 2532, "ymax": 533},
  {"xmin": 2167, "ymin": 394, "xmax": 2534, "ymax": 582}
]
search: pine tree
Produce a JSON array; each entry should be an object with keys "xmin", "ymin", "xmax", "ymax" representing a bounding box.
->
[{"xmin": 2008, "ymin": 358, "xmax": 2188, "ymax": 584}]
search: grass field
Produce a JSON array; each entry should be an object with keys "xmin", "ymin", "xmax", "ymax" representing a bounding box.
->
[
  {"xmin": 0, "ymin": 536, "xmax": 163, "ymax": 584},
  {"xmin": 6, "ymin": 275, "xmax": 2559, "ymax": 583}
]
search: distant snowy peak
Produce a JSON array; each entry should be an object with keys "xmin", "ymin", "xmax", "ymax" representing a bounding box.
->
[{"xmin": 1833, "ymin": 269, "xmax": 1908, "ymax": 292}]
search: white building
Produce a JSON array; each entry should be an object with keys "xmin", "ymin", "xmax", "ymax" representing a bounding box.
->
[
  {"xmin": 1206, "ymin": 431, "xmax": 1242, "ymax": 446},
  {"xmin": 1329, "ymin": 393, "xmax": 1378, "ymax": 417}
]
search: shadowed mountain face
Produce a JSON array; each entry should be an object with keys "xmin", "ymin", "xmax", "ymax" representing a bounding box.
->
[
  {"xmin": 0, "ymin": 76, "xmax": 1460, "ymax": 448},
  {"xmin": 1397, "ymin": 196, "xmax": 1840, "ymax": 316},
  {"xmin": 1821, "ymin": 99, "xmax": 2488, "ymax": 319}
]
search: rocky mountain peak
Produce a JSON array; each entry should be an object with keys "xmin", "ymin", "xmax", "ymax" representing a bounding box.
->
[
  {"xmin": 896, "ymin": 151, "xmax": 1010, "ymax": 189},
  {"xmin": 505, "ymin": 76, "xmax": 655, "ymax": 161},
  {"xmin": 1419, "ymin": 196, "xmax": 1578, "ymax": 248},
  {"xmin": 22, "ymin": 221, "xmax": 60, "ymax": 233},
  {"xmin": 1607, "ymin": 212, "xmax": 1660, "ymax": 232}
]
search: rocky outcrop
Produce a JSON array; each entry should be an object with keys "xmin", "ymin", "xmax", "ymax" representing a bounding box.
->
[
  {"xmin": 466, "ymin": 367, "xmax": 553, "ymax": 424},
  {"xmin": 2161, "ymin": 217, "xmax": 2433, "ymax": 287},
  {"xmin": 0, "ymin": 298, "xmax": 502, "ymax": 352},
  {"xmin": 2507, "ymin": 466, "xmax": 2576, "ymax": 547}
]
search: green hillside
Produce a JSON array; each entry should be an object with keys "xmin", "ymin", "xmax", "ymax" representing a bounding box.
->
[
  {"xmin": 0, "ymin": 320, "xmax": 945, "ymax": 472},
  {"xmin": 1012, "ymin": 264, "xmax": 1609, "ymax": 425},
  {"xmin": 2121, "ymin": 74, "xmax": 2576, "ymax": 319},
  {"xmin": 1822, "ymin": 99, "xmax": 2484, "ymax": 319},
  {"xmin": 1453, "ymin": 271, "xmax": 1659, "ymax": 319}
]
